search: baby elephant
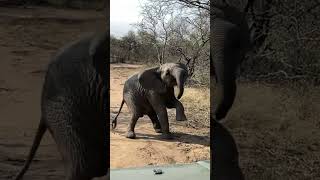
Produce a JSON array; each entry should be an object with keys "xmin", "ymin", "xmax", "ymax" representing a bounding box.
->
[{"xmin": 112, "ymin": 63, "xmax": 188, "ymax": 139}]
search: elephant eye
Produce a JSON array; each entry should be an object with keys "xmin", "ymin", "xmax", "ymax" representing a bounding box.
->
[{"xmin": 165, "ymin": 70, "xmax": 170, "ymax": 76}]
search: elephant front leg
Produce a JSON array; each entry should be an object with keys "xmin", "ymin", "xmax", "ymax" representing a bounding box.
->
[
  {"xmin": 149, "ymin": 95, "xmax": 173, "ymax": 139},
  {"xmin": 147, "ymin": 111, "xmax": 162, "ymax": 133},
  {"xmin": 157, "ymin": 110, "xmax": 173, "ymax": 139},
  {"xmin": 175, "ymin": 100, "xmax": 187, "ymax": 121},
  {"xmin": 150, "ymin": 105, "xmax": 172, "ymax": 139}
]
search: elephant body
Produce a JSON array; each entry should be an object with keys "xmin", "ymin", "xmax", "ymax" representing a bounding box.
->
[
  {"xmin": 123, "ymin": 74, "xmax": 154, "ymax": 114},
  {"xmin": 112, "ymin": 63, "xmax": 188, "ymax": 139},
  {"xmin": 123, "ymin": 74, "xmax": 180, "ymax": 115},
  {"xmin": 15, "ymin": 31, "xmax": 108, "ymax": 180}
]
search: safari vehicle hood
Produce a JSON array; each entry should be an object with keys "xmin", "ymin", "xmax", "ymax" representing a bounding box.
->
[{"xmin": 110, "ymin": 160, "xmax": 210, "ymax": 180}]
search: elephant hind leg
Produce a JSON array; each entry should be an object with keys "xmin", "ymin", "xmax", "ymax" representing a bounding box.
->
[
  {"xmin": 147, "ymin": 111, "xmax": 162, "ymax": 133},
  {"xmin": 48, "ymin": 115, "xmax": 106, "ymax": 180},
  {"xmin": 126, "ymin": 114, "xmax": 139, "ymax": 139}
]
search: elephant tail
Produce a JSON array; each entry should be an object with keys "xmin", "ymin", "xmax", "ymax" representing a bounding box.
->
[
  {"xmin": 15, "ymin": 120, "xmax": 46, "ymax": 180},
  {"xmin": 112, "ymin": 99, "xmax": 124, "ymax": 129}
]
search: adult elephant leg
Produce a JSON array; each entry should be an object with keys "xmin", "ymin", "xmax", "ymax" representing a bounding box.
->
[
  {"xmin": 126, "ymin": 114, "xmax": 139, "ymax": 139},
  {"xmin": 147, "ymin": 110, "xmax": 162, "ymax": 133}
]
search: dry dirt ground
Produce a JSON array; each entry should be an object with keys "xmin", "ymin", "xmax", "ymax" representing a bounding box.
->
[
  {"xmin": 0, "ymin": 6, "xmax": 105, "ymax": 179},
  {"xmin": 110, "ymin": 63, "xmax": 210, "ymax": 169},
  {"xmin": 226, "ymin": 82, "xmax": 320, "ymax": 180}
]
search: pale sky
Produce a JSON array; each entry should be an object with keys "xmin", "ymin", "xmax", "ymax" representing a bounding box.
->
[{"xmin": 110, "ymin": 0, "xmax": 144, "ymax": 37}]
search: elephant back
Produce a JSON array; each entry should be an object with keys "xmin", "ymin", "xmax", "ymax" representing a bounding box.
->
[{"xmin": 123, "ymin": 74, "xmax": 153, "ymax": 115}]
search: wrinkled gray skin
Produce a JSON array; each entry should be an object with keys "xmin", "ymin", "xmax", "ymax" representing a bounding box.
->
[
  {"xmin": 112, "ymin": 63, "xmax": 188, "ymax": 139},
  {"xmin": 15, "ymin": 32, "xmax": 109, "ymax": 180},
  {"xmin": 211, "ymin": 2, "xmax": 252, "ymax": 121},
  {"xmin": 211, "ymin": 2, "xmax": 252, "ymax": 179},
  {"xmin": 212, "ymin": 119, "xmax": 244, "ymax": 180}
]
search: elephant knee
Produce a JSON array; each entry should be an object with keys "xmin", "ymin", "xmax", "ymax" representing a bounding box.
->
[{"xmin": 165, "ymin": 101, "xmax": 176, "ymax": 108}]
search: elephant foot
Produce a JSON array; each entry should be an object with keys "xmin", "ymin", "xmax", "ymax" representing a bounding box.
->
[
  {"xmin": 176, "ymin": 113, "xmax": 187, "ymax": 121},
  {"xmin": 154, "ymin": 128, "xmax": 162, "ymax": 133},
  {"xmin": 161, "ymin": 133, "xmax": 174, "ymax": 139},
  {"xmin": 153, "ymin": 124, "xmax": 162, "ymax": 133},
  {"xmin": 126, "ymin": 131, "xmax": 136, "ymax": 139}
]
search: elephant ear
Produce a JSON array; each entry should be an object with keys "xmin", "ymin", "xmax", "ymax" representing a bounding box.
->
[
  {"xmin": 138, "ymin": 67, "xmax": 166, "ymax": 94},
  {"xmin": 89, "ymin": 31, "xmax": 108, "ymax": 76}
]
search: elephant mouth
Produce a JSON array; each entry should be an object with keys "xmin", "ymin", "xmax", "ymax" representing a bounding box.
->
[
  {"xmin": 163, "ymin": 75, "xmax": 177, "ymax": 87},
  {"xmin": 169, "ymin": 78, "xmax": 178, "ymax": 87}
]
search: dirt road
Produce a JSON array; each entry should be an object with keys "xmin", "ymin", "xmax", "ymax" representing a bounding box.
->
[{"xmin": 110, "ymin": 63, "xmax": 210, "ymax": 168}]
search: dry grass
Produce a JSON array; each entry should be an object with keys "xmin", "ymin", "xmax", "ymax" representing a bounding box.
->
[
  {"xmin": 180, "ymin": 87, "xmax": 210, "ymax": 129},
  {"xmin": 221, "ymin": 82, "xmax": 320, "ymax": 179}
]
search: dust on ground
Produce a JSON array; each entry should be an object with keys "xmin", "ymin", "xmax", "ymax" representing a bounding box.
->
[
  {"xmin": 0, "ymin": 6, "xmax": 105, "ymax": 179},
  {"xmin": 110, "ymin": 63, "xmax": 210, "ymax": 169}
]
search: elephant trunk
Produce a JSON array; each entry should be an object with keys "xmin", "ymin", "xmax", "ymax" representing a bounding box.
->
[
  {"xmin": 212, "ymin": 52, "xmax": 237, "ymax": 121},
  {"xmin": 173, "ymin": 68, "xmax": 187, "ymax": 99},
  {"xmin": 213, "ymin": 76, "xmax": 237, "ymax": 121}
]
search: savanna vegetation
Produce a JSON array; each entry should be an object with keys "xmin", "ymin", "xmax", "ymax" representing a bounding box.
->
[{"xmin": 110, "ymin": 0, "xmax": 210, "ymax": 87}]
